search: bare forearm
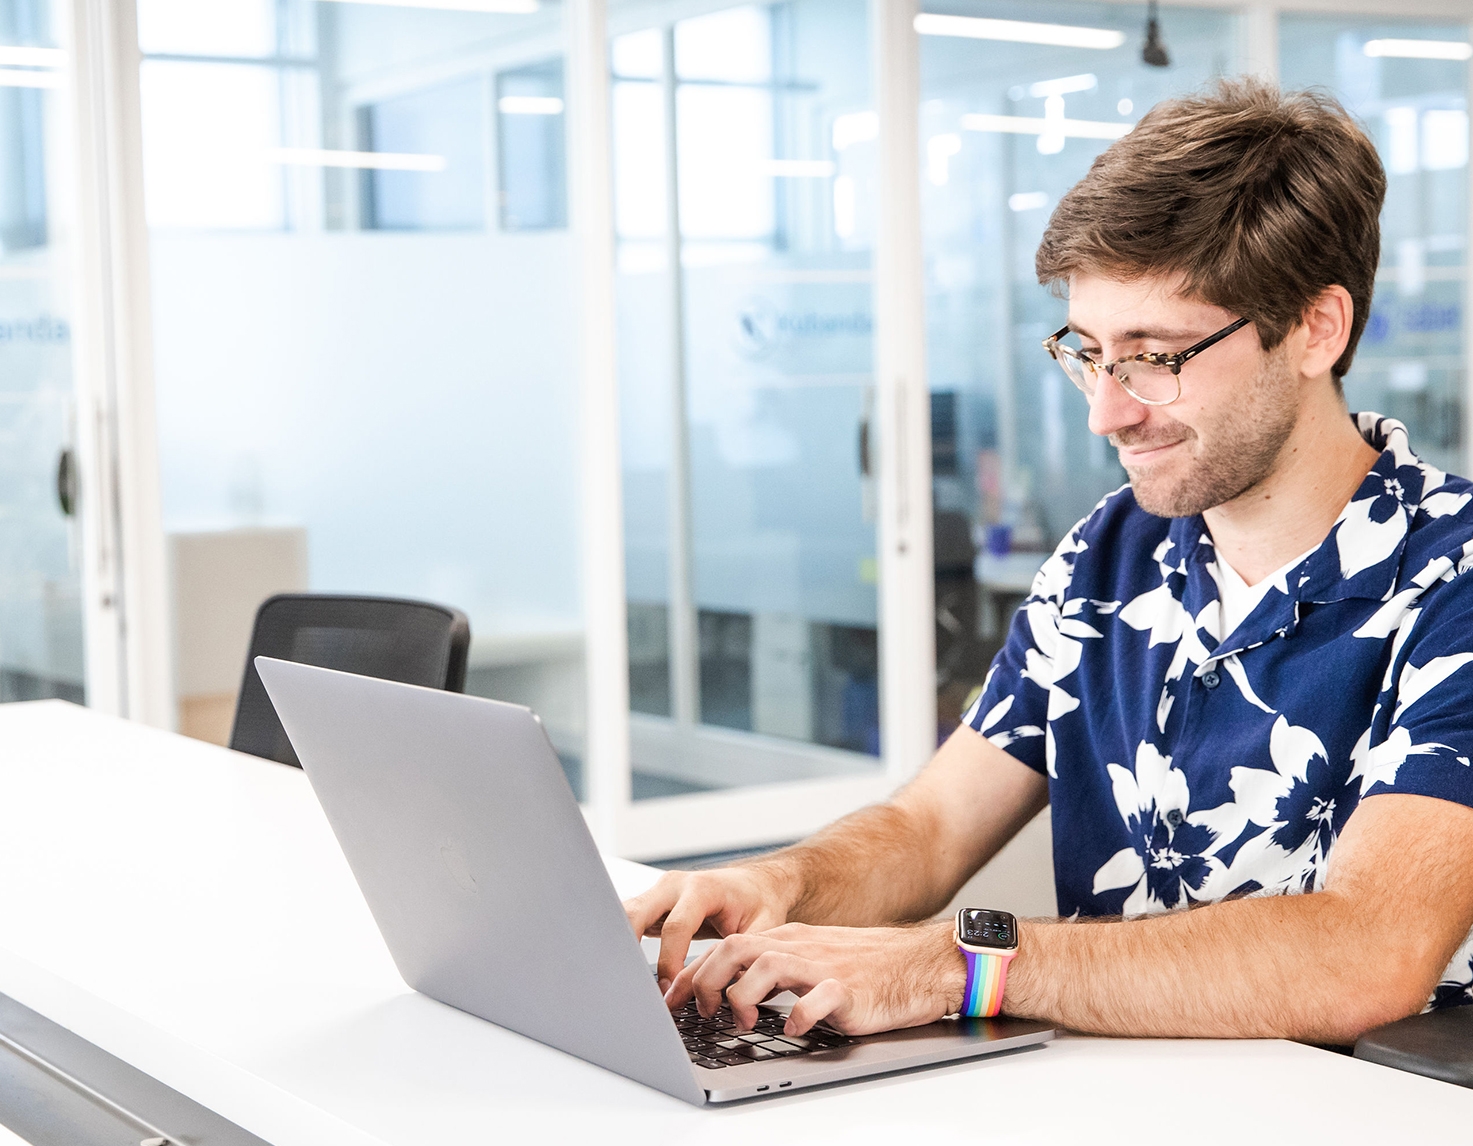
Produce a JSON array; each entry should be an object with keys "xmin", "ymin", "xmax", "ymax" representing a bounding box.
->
[
  {"xmin": 1004, "ymin": 892, "xmax": 1438, "ymax": 1043},
  {"xmin": 742, "ymin": 801, "xmax": 949, "ymax": 929},
  {"xmin": 744, "ymin": 730, "xmax": 1048, "ymax": 929}
]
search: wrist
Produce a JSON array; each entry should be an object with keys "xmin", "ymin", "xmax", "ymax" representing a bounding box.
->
[
  {"xmin": 740, "ymin": 855, "xmax": 807, "ymax": 921},
  {"xmin": 935, "ymin": 919, "xmax": 969, "ymax": 1015},
  {"xmin": 993, "ymin": 918, "xmax": 1041, "ymax": 1018}
]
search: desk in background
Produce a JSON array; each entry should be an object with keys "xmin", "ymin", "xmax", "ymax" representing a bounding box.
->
[{"xmin": 0, "ymin": 701, "xmax": 1466, "ymax": 1145}]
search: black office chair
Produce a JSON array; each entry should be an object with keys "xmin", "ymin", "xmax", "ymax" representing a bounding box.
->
[{"xmin": 229, "ymin": 593, "xmax": 471, "ymax": 767}]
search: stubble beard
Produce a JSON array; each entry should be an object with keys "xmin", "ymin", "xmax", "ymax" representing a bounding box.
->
[{"xmin": 1113, "ymin": 346, "xmax": 1300, "ymax": 519}]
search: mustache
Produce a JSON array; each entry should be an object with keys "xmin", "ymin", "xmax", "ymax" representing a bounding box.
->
[{"xmin": 1110, "ymin": 424, "xmax": 1196, "ymax": 452}]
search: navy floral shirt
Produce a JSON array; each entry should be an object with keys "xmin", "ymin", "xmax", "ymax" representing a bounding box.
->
[{"xmin": 965, "ymin": 414, "xmax": 1473, "ymax": 1009}]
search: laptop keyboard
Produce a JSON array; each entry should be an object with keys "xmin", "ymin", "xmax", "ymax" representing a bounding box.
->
[{"xmin": 671, "ymin": 999, "xmax": 853, "ymax": 1070}]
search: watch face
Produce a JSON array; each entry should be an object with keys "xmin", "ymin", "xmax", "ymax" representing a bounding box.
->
[{"xmin": 959, "ymin": 908, "xmax": 1017, "ymax": 948}]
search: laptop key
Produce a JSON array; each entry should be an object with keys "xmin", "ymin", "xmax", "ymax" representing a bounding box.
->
[{"xmin": 735, "ymin": 1045, "xmax": 778, "ymax": 1061}]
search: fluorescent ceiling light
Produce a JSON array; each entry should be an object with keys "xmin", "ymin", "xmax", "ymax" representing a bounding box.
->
[
  {"xmin": 915, "ymin": 14, "xmax": 1125, "ymax": 51},
  {"xmin": 0, "ymin": 46, "xmax": 64, "ymax": 68},
  {"xmin": 1364, "ymin": 39, "xmax": 1472, "ymax": 60},
  {"xmin": 263, "ymin": 148, "xmax": 447, "ymax": 171},
  {"xmin": 1008, "ymin": 191, "xmax": 1049, "ymax": 212},
  {"xmin": 498, "ymin": 95, "xmax": 564, "ymax": 115},
  {"xmin": 0, "ymin": 67, "xmax": 60, "ymax": 88},
  {"xmin": 961, "ymin": 113, "xmax": 1130, "ymax": 141},
  {"xmin": 758, "ymin": 159, "xmax": 836, "ymax": 178},
  {"xmin": 1029, "ymin": 73, "xmax": 1097, "ymax": 98},
  {"xmin": 314, "ymin": 0, "xmax": 537, "ymax": 13}
]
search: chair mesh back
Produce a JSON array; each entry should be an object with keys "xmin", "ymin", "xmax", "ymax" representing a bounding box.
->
[{"xmin": 230, "ymin": 594, "xmax": 470, "ymax": 766}]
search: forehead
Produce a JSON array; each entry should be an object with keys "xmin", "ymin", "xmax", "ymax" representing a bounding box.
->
[{"xmin": 1066, "ymin": 273, "xmax": 1236, "ymax": 341}]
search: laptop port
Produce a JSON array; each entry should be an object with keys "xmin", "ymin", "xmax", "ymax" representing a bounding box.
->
[
  {"xmin": 756, "ymin": 1085, "xmax": 770, "ymax": 1092},
  {"xmin": 779, "ymin": 1081, "xmax": 792, "ymax": 1088}
]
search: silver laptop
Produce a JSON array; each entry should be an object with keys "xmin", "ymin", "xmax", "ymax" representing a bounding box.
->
[{"xmin": 254, "ymin": 657, "xmax": 1055, "ymax": 1105}]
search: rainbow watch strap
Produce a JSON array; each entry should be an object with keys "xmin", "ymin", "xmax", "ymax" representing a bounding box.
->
[{"xmin": 959, "ymin": 947, "xmax": 1009, "ymax": 1018}]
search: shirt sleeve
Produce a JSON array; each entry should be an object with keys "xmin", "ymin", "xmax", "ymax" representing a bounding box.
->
[
  {"xmin": 1361, "ymin": 560, "xmax": 1473, "ymax": 808},
  {"xmin": 961, "ymin": 522, "xmax": 1089, "ymax": 775}
]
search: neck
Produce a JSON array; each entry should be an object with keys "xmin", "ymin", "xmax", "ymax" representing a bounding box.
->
[{"xmin": 1202, "ymin": 385, "xmax": 1380, "ymax": 586}]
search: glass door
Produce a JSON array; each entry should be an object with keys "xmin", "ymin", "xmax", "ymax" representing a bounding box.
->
[
  {"xmin": 139, "ymin": 0, "xmax": 588, "ymax": 770},
  {"xmin": 0, "ymin": 1, "xmax": 85, "ymax": 705},
  {"xmin": 916, "ymin": 1, "xmax": 1240, "ymax": 737},
  {"xmin": 1280, "ymin": 15, "xmax": 1469, "ymax": 477},
  {"xmin": 613, "ymin": 0, "xmax": 888, "ymax": 850}
]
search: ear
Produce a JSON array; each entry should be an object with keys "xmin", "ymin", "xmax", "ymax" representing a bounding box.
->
[{"xmin": 1298, "ymin": 285, "xmax": 1353, "ymax": 381}]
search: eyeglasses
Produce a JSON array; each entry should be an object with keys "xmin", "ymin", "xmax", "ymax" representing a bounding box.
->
[{"xmin": 1041, "ymin": 316, "xmax": 1252, "ymax": 406}]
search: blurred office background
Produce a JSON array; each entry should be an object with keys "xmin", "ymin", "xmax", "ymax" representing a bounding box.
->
[{"xmin": 2, "ymin": 0, "xmax": 1468, "ymax": 883}]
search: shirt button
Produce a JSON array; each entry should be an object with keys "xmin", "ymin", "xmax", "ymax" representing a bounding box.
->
[{"xmin": 1201, "ymin": 669, "xmax": 1221, "ymax": 689}]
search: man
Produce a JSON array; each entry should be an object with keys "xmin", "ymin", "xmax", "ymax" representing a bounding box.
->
[{"xmin": 624, "ymin": 81, "xmax": 1473, "ymax": 1044}]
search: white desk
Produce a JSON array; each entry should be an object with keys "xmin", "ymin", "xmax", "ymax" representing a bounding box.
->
[{"xmin": 0, "ymin": 701, "xmax": 1468, "ymax": 1145}]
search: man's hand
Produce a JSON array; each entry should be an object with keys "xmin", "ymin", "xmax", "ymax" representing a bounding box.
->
[
  {"xmin": 622, "ymin": 728, "xmax": 1047, "ymax": 997},
  {"xmin": 623, "ymin": 864, "xmax": 798, "ymax": 993},
  {"xmin": 665, "ymin": 920, "xmax": 965, "ymax": 1037}
]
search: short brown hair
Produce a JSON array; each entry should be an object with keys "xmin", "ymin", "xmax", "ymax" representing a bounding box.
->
[{"xmin": 1036, "ymin": 80, "xmax": 1385, "ymax": 381}]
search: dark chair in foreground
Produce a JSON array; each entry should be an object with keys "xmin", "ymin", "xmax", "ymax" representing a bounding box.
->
[{"xmin": 229, "ymin": 593, "xmax": 470, "ymax": 767}]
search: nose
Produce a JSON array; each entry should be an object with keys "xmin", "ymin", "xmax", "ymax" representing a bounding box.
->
[{"xmin": 1086, "ymin": 369, "xmax": 1149, "ymax": 440}]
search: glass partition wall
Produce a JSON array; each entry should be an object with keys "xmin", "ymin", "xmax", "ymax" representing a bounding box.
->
[
  {"xmin": 1280, "ymin": 15, "xmax": 1469, "ymax": 479},
  {"xmin": 0, "ymin": 0, "xmax": 85, "ymax": 706},
  {"xmin": 614, "ymin": 0, "xmax": 887, "ymax": 821},
  {"xmin": 139, "ymin": 0, "xmax": 589, "ymax": 779},
  {"xmin": 917, "ymin": 1, "xmax": 1242, "ymax": 737},
  {"xmin": 50, "ymin": 0, "xmax": 1473, "ymax": 862}
]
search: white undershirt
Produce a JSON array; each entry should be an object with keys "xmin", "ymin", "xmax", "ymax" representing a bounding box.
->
[{"xmin": 1211, "ymin": 543, "xmax": 1320, "ymax": 639}]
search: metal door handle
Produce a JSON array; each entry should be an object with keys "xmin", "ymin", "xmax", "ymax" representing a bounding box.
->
[{"xmin": 56, "ymin": 448, "xmax": 77, "ymax": 516}]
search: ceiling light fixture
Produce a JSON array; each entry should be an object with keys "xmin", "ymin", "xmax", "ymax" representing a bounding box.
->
[
  {"xmin": 498, "ymin": 95, "xmax": 564, "ymax": 115},
  {"xmin": 1141, "ymin": 1, "xmax": 1170, "ymax": 67},
  {"xmin": 759, "ymin": 159, "xmax": 836, "ymax": 178},
  {"xmin": 0, "ymin": 67, "xmax": 60, "ymax": 88},
  {"xmin": 314, "ymin": 0, "xmax": 538, "ymax": 14},
  {"xmin": 0, "ymin": 45, "xmax": 64, "ymax": 68},
  {"xmin": 961, "ymin": 113, "xmax": 1131, "ymax": 142},
  {"xmin": 1028, "ymin": 73, "xmax": 1097, "ymax": 99},
  {"xmin": 1363, "ymin": 39, "xmax": 1472, "ymax": 61},
  {"xmin": 914, "ymin": 14, "xmax": 1124, "ymax": 51},
  {"xmin": 262, "ymin": 148, "xmax": 447, "ymax": 171}
]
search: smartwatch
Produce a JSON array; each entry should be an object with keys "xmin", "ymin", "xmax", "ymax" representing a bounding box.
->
[{"xmin": 953, "ymin": 907, "xmax": 1019, "ymax": 1018}]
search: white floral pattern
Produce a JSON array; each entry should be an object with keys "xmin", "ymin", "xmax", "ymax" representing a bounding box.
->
[{"xmin": 965, "ymin": 414, "xmax": 1473, "ymax": 1010}]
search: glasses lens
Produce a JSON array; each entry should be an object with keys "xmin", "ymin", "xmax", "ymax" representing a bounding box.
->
[
  {"xmin": 1116, "ymin": 359, "xmax": 1179, "ymax": 404},
  {"xmin": 1054, "ymin": 347, "xmax": 1097, "ymax": 395}
]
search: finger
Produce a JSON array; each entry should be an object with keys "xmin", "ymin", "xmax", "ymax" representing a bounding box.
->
[
  {"xmin": 723, "ymin": 950, "xmax": 820, "ymax": 1030},
  {"xmin": 656, "ymin": 897, "xmax": 724, "ymax": 989},
  {"xmin": 623, "ymin": 873, "xmax": 685, "ymax": 941},
  {"xmin": 784, "ymin": 978, "xmax": 852, "ymax": 1037},
  {"xmin": 690, "ymin": 934, "xmax": 771, "ymax": 1020},
  {"xmin": 662, "ymin": 948, "xmax": 712, "ymax": 1011}
]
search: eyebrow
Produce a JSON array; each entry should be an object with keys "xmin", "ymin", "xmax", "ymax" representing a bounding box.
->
[{"xmin": 1068, "ymin": 323, "xmax": 1208, "ymax": 345}]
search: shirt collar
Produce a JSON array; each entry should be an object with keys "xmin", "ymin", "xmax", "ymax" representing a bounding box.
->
[
  {"xmin": 1294, "ymin": 412, "xmax": 1429, "ymax": 605},
  {"xmin": 1165, "ymin": 413, "xmax": 1430, "ymax": 658}
]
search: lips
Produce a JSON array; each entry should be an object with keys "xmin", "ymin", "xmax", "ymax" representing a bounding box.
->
[{"xmin": 1115, "ymin": 438, "xmax": 1188, "ymax": 465}]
